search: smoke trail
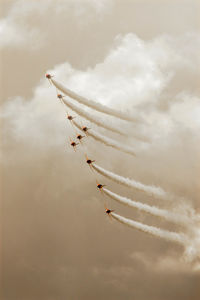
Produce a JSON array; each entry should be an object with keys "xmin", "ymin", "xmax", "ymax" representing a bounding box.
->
[
  {"xmin": 111, "ymin": 212, "xmax": 187, "ymax": 245},
  {"xmin": 72, "ymin": 120, "xmax": 136, "ymax": 157},
  {"xmin": 63, "ymin": 97, "xmax": 149, "ymax": 143},
  {"xmin": 103, "ymin": 188, "xmax": 190, "ymax": 226},
  {"xmin": 51, "ymin": 78, "xmax": 140, "ymax": 122},
  {"xmin": 92, "ymin": 164, "xmax": 169, "ymax": 200},
  {"xmin": 61, "ymin": 97, "xmax": 126, "ymax": 136}
]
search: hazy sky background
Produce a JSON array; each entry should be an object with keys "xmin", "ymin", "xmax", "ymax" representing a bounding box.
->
[{"xmin": 1, "ymin": 0, "xmax": 200, "ymax": 299}]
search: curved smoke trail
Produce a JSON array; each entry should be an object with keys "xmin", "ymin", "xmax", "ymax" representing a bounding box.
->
[
  {"xmin": 103, "ymin": 188, "xmax": 190, "ymax": 226},
  {"xmin": 61, "ymin": 97, "xmax": 126, "ymax": 136},
  {"xmin": 92, "ymin": 164, "xmax": 169, "ymax": 200},
  {"xmin": 52, "ymin": 78, "xmax": 140, "ymax": 122},
  {"xmin": 72, "ymin": 120, "xmax": 136, "ymax": 157},
  {"xmin": 111, "ymin": 212, "xmax": 188, "ymax": 245}
]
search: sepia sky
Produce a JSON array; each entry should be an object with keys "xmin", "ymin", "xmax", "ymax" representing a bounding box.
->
[{"xmin": 1, "ymin": 0, "xmax": 200, "ymax": 299}]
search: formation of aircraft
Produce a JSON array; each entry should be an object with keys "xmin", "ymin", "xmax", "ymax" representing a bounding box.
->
[{"xmin": 46, "ymin": 73, "xmax": 114, "ymax": 218}]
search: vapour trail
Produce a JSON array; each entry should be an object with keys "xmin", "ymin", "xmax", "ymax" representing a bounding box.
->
[
  {"xmin": 62, "ymin": 97, "xmax": 149, "ymax": 143},
  {"xmin": 111, "ymin": 212, "xmax": 187, "ymax": 245},
  {"xmin": 103, "ymin": 188, "xmax": 190, "ymax": 226},
  {"xmin": 72, "ymin": 120, "xmax": 136, "ymax": 157},
  {"xmin": 51, "ymin": 78, "xmax": 139, "ymax": 122},
  {"xmin": 61, "ymin": 97, "xmax": 126, "ymax": 136},
  {"xmin": 92, "ymin": 164, "xmax": 169, "ymax": 201}
]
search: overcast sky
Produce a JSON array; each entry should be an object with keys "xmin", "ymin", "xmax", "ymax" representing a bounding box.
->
[{"xmin": 1, "ymin": 1, "xmax": 200, "ymax": 299}]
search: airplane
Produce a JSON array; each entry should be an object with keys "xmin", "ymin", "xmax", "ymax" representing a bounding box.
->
[
  {"xmin": 85, "ymin": 154, "xmax": 95, "ymax": 170},
  {"xmin": 105, "ymin": 208, "xmax": 114, "ymax": 215},
  {"xmin": 97, "ymin": 183, "xmax": 106, "ymax": 189},
  {"xmin": 104, "ymin": 201, "xmax": 114, "ymax": 219},
  {"xmin": 96, "ymin": 180, "xmax": 106, "ymax": 190},
  {"xmin": 57, "ymin": 94, "xmax": 64, "ymax": 99},
  {"xmin": 76, "ymin": 133, "xmax": 85, "ymax": 142},
  {"xmin": 57, "ymin": 94, "xmax": 65, "ymax": 103},
  {"xmin": 104, "ymin": 202, "xmax": 114, "ymax": 220},
  {"xmin": 66, "ymin": 113, "xmax": 75, "ymax": 121},
  {"xmin": 45, "ymin": 73, "xmax": 54, "ymax": 84},
  {"xmin": 81, "ymin": 126, "xmax": 90, "ymax": 135},
  {"xmin": 86, "ymin": 158, "xmax": 95, "ymax": 165},
  {"xmin": 69, "ymin": 137, "xmax": 79, "ymax": 151}
]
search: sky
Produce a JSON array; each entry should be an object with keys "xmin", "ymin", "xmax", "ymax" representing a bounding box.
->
[{"xmin": 1, "ymin": 0, "xmax": 200, "ymax": 299}]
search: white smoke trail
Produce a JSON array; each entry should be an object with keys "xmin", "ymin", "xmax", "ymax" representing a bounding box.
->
[
  {"xmin": 103, "ymin": 188, "xmax": 190, "ymax": 226},
  {"xmin": 111, "ymin": 212, "xmax": 188, "ymax": 245},
  {"xmin": 92, "ymin": 164, "xmax": 169, "ymax": 200},
  {"xmin": 72, "ymin": 120, "xmax": 136, "ymax": 157},
  {"xmin": 51, "ymin": 78, "xmax": 140, "ymax": 122},
  {"xmin": 61, "ymin": 97, "xmax": 126, "ymax": 136}
]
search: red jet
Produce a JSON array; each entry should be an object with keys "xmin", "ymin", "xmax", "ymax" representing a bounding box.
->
[
  {"xmin": 105, "ymin": 208, "xmax": 114, "ymax": 215},
  {"xmin": 81, "ymin": 126, "xmax": 90, "ymax": 135},
  {"xmin": 85, "ymin": 154, "xmax": 95, "ymax": 170},
  {"xmin": 45, "ymin": 73, "xmax": 54, "ymax": 84},
  {"xmin": 67, "ymin": 114, "xmax": 75, "ymax": 121},
  {"xmin": 96, "ymin": 180, "xmax": 106, "ymax": 190},
  {"xmin": 69, "ymin": 138, "xmax": 79, "ymax": 151}
]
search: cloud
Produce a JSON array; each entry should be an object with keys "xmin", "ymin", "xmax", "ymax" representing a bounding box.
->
[
  {"xmin": 0, "ymin": 14, "xmax": 43, "ymax": 49},
  {"xmin": 1, "ymin": 34, "xmax": 200, "ymax": 300},
  {"xmin": 0, "ymin": 0, "xmax": 113, "ymax": 50},
  {"xmin": 1, "ymin": 0, "xmax": 200, "ymax": 297},
  {"xmin": 2, "ymin": 32, "xmax": 200, "ymax": 164},
  {"xmin": 1, "ymin": 32, "xmax": 199, "ymax": 221},
  {"xmin": 49, "ymin": 32, "xmax": 200, "ymax": 141}
]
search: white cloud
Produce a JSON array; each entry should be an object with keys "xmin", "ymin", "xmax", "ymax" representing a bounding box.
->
[
  {"xmin": 48, "ymin": 33, "xmax": 200, "ymax": 139},
  {"xmin": 1, "ymin": 84, "xmax": 67, "ymax": 150},
  {"xmin": 2, "ymin": 32, "xmax": 200, "ymax": 145},
  {"xmin": 0, "ymin": 0, "xmax": 113, "ymax": 49},
  {"xmin": 1, "ymin": 32, "xmax": 200, "ymax": 262},
  {"xmin": 0, "ymin": 17, "xmax": 43, "ymax": 49}
]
